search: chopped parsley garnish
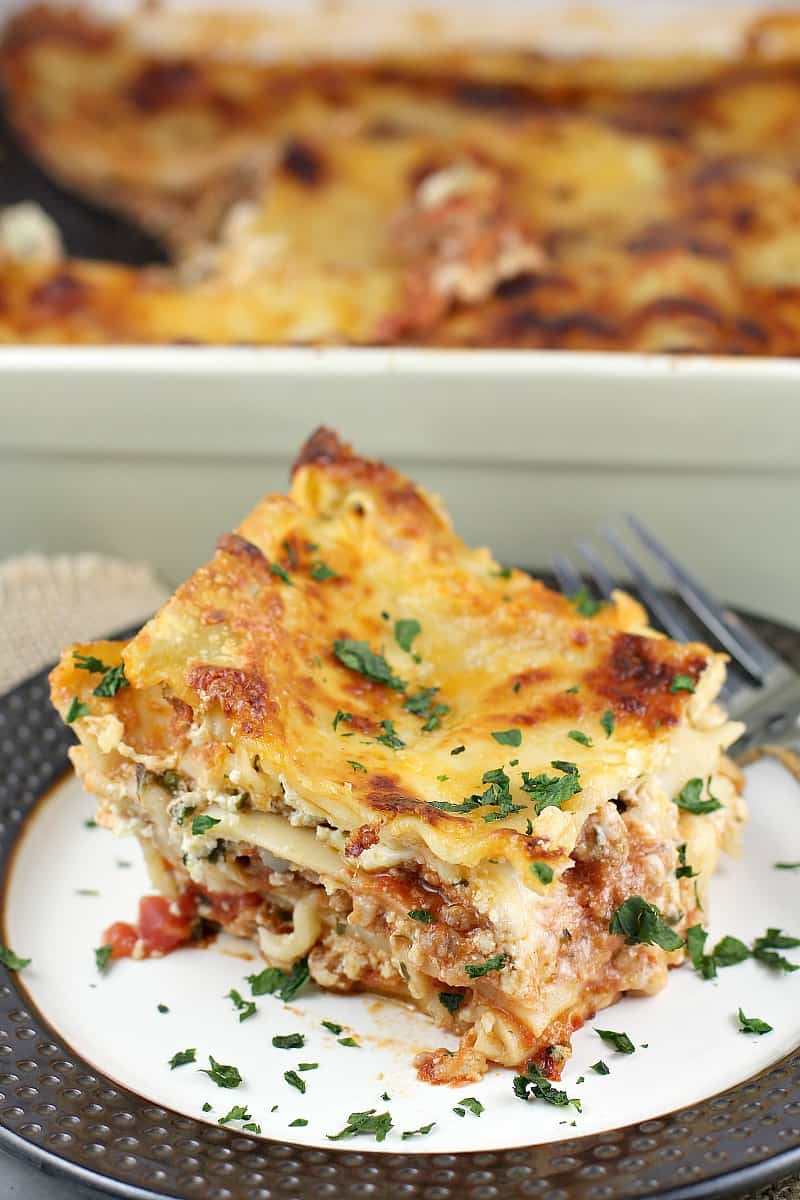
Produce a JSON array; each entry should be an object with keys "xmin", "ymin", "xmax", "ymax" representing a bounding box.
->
[
  {"xmin": 272, "ymin": 1033, "xmax": 305, "ymax": 1050},
  {"xmin": 402, "ymin": 1122, "xmax": 436, "ymax": 1139},
  {"xmin": 686, "ymin": 926, "xmax": 717, "ymax": 980},
  {"xmin": 394, "ymin": 619, "xmax": 421, "ymax": 654},
  {"xmin": 438, "ymin": 992, "xmax": 464, "ymax": 1015},
  {"xmin": 450, "ymin": 745, "xmax": 466, "ymax": 756},
  {"xmin": 436, "ymin": 774, "xmax": 449, "ymax": 782},
  {"xmin": 458, "ymin": 1097, "xmax": 484, "ymax": 1117},
  {"xmin": 242, "ymin": 1123, "xmax": 261, "ymax": 1134},
  {"xmin": 327, "ymin": 1110, "xmax": 393, "ymax": 1142},
  {"xmin": 157, "ymin": 1003, "xmax": 169, "ymax": 1013},
  {"xmin": 376, "ymin": 719, "xmax": 405, "ymax": 750},
  {"xmin": 595, "ymin": 1028, "xmax": 635, "ymax": 1054},
  {"xmin": 673, "ymin": 777, "xmax": 723, "ymax": 815},
  {"xmin": 404, "ymin": 688, "xmax": 436, "ymax": 715},
  {"xmin": 570, "ymin": 589, "xmax": 606, "ymax": 618},
  {"xmin": 332, "ymin": 639, "xmax": 406, "ymax": 691},
  {"xmin": 670, "ymin": 674, "xmax": 696, "ymax": 694},
  {"xmin": 218, "ymin": 1104, "xmax": 251, "ymax": 1126},
  {"xmin": 492, "ymin": 729, "xmax": 522, "ymax": 747},
  {"xmin": 192, "ymin": 813, "xmax": 221, "ymax": 836},
  {"xmin": 310, "ymin": 562, "xmax": 337, "ymax": 581},
  {"xmin": 270, "ymin": 563, "xmax": 293, "ymax": 585},
  {"xmin": 565, "ymin": 685, "xmax": 580, "ymax": 694},
  {"xmin": 752, "ymin": 928, "xmax": 800, "ymax": 972},
  {"xmin": 513, "ymin": 1063, "xmax": 582, "ymax": 1110},
  {"xmin": 202, "ymin": 1102, "xmax": 212, "ymax": 1112},
  {"xmin": 338, "ymin": 1037, "xmax": 359, "ymax": 1047},
  {"xmin": 713, "ymin": 935, "xmax": 751, "ymax": 967},
  {"xmin": 531, "ymin": 861, "xmax": 554, "ymax": 885},
  {"xmin": 347, "ymin": 760, "xmax": 366, "ymax": 772},
  {"xmin": 521, "ymin": 761, "xmax": 581, "ymax": 815},
  {"xmin": 322, "ymin": 1020, "xmax": 343, "ymax": 1035},
  {"xmin": 284, "ymin": 1070, "xmax": 306, "ymax": 1093},
  {"xmin": 76, "ymin": 889, "xmax": 99, "ymax": 896},
  {"xmin": 201, "ymin": 1057, "xmax": 242, "ymax": 1088},
  {"xmin": 465, "ymin": 954, "xmax": 507, "ymax": 979},
  {"xmin": 84, "ymin": 818, "xmax": 97, "ymax": 828},
  {"xmin": 591, "ymin": 1060, "xmax": 610, "ymax": 1075},
  {"xmin": 94, "ymin": 945, "xmax": 112, "ymax": 972},
  {"xmin": 600, "ymin": 709, "xmax": 615, "ymax": 738},
  {"xmin": 609, "ymin": 897, "xmax": 684, "ymax": 952},
  {"xmin": 422, "ymin": 704, "xmax": 450, "ymax": 731},
  {"xmin": 66, "ymin": 697, "xmax": 89, "ymax": 723},
  {"xmin": 74, "ymin": 652, "xmax": 111, "ymax": 674},
  {"xmin": 289, "ymin": 1118, "xmax": 309, "ymax": 1127},
  {"xmin": 169, "ymin": 1048, "xmax": 196, "ymax": 1070},
  {"xmin": 775, "ymin": 862, "xmax": 800, "ymax": 870},
  {"xmin": 246, "ymin": 957, "xmax": 310, "ymax": 1002},
  {"xmin": 381, "ymin": 1092, "xmax": 391, "ymax": 1102},
  {"xmin": 567, "ymin": 730, "xmax": 592, "ymax": 747},
  {"xmin": 493, "ymin": 566, "xmax": 513, "ymax": 579},
  {"xmin": 298, "ymin": 1063, "xmax": 318, "ymax": 1072},
  {"xmin": 676, "ymin": 843, "xmax": 699, "ymax": 880},
  {"xmin": 408, "ymin": 909, "xmax": 435, "ymax": 923},
  {"xmin": 737, "ymin": 1009, "xmax": 773, "ymax": 1035},
  {"xmin": 0, "ymin": 945, "xmax": 30, "ymax": 971},
  {"xmin": 227, "ymin": 989, "xmax": 256, "ymax": 1021},
  {"xmin": 93, "ymin": 662, "xmax": 129, "ymax": 698},
  {"xmin": 333, "ymin": 710, "xmax": 352, "ymax": 732}
]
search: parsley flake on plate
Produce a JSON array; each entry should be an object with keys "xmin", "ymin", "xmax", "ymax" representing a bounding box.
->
[
  {"xmin": 531, "ymin": 862, "xmax": 554, "ymax": 885},
  {"xmin": 310, "ymin": 561, "xmax": 337, "ymax": 581},
  {"xmin": 737, "ymin": 1008, "xmax": 773, "ymax": 1035},
  {"xmin": 492, "ymin": 729, "xmax": 522, "ymax": 747},
  {"xmin": 567, "ymin": 730, "xmax": 592, "ymax": 747},
  {"xmin": 284, "ymin": 1070, "xmax": 306, "ymax": 1093},
  {"xmin": 200, "ymin": 1056, "xmax": 242, "ymax": 1088},
  {"xmin": 66, "ymin": 697, "xmax": 89, "ymax": 724},
  {"xmin": 94, "ymin": 945, "xmax": 112, "ymax": 973},
  {"xmin": 202, "ymin": 1102, "xmax": 212, "ymax": 1112},
  {"xmin": 595, "ymin": 1028, "xmax": 635, "ymax": 1054},
  {"xmin": 402, "ymin": 1122, "xmax": 436, "ymax": 1139},
  {"xmin": 338, "ymin": 1037, "xmax": 359, "ymax": 1047},
  {"xmin": 246, "ymin": 957, "xmax": 310, "ymax": 1002},
  {"xmin": 670, "ymin": 674, "xmax": 696, "ymax": 694},
  {"xmin": 458, "ymin": 1097, "xmax": 484, "ymax": 1116},
  {"xmin": 513, "ymin": 1064, "xmax": 581, "ymax": 1110},
  {"xmin": 218, "ymin": 1104, "xmax": 251, "ymax": 1126},
  {"xmin": 394, "ymin": 619, "xmax": 421, "ymax": 654},
  {"xmin": 752, "ymin": 928, "xmax": 800, "ymax": 972},
  {"xmin": 289, "ymin": 1118, "xmax": 309, "ymax": 1127},
  {"xmin": 438, "ymin": 992, "xmax": 464, "ymax": 1014},
  {"xmin": 591, "ymin": 1060, "xmax": 610, "ymax": 1075},
  {"xmin": 157, "ymin": 1003, "xmax": 169, "ymax": 1014},
  {"xmin": 298, "ymin": 1062, "xmax": 318, "ymax": 1072},
  {"xmin": 673, "ymin": 777, "xmax": 723, "ymax": 815},
  {"xmin": 169, "ymin": 1048, "xmax": 196, "ymax": 1070},
  {"xmin": 600, "ymin": 709, "xmax": 615, "ymax": 738},
  {"xmin": 333, "ymin": 639, "xmax": 406, "ymax": 691},
  {"xmin": 322, "ymin": 1020, "xmax": 343, "ymax": 1035},
  {"xmin": 227, "ymin": 988, "xmax": 256, "ymax": 1021},
  {"xmin": 408, "ymin": 909, "xmax": 435, "ymax": 923},
  {"xmin": 610, "ymin": 896, "xmax": 684, "ymax": 952},
  {"xmin": 328, "ymin": 1110, "xmax": 393, "ymax": 1142},
  {"xmin": 0, "ymin": 945, "xmax": 30, "ymax": 972},
  {"xmin": 192, "ymin": 813, "xmax": 221, "ymax": 836},
  {"xmin": 272, "ymin": 1033, "xmax": 305, "ymax": 1050},
  {"xmin": 465, "ymin": 954, "xmax": 506, "ymax": 979},
  {"xmin": 775, "ymin": 862, "xmax": 800, "ymax": 870}
]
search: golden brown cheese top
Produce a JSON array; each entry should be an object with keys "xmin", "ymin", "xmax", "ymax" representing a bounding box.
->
[
  {"xmin": 6, "ymin": 6, "xmax": 800, "ymax": 350},
  {"xmin": 51, "ymin": 430, "xmax": 723, "ymax": 879}
]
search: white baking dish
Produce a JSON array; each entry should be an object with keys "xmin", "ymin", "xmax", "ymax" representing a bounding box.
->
[{"xmin": 1, "ymin": 1, "xmax": 798, "ymax": 625}]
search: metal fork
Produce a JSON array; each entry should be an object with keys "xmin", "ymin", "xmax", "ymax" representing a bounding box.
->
[{"xmin": 552, "ymin": 516, "xmax": 800, "ymax": 763}]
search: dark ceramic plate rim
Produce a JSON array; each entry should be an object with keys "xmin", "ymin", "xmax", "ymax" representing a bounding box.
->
[{"xmin": 0, "ymin": 618, "xmax": 799, "ymax": 1200}]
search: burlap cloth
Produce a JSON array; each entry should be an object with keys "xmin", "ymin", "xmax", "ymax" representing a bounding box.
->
[{"xmin": 0, "ymin": 553, "xmax": 796, "ymax": 1200}]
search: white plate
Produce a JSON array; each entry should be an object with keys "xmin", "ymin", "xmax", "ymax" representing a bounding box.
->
[{"xmin": 5, "ymin": 760, "xmax": 800, "ymax": 1155}]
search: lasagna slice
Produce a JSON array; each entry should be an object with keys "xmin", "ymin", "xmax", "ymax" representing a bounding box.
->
[{"xmin": 50, "ymin": 429, "xmax": 746, "ymax": 1083}]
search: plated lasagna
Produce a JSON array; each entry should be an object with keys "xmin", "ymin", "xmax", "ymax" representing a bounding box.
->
[
  {"xmin": 5, "ymin": 5, "xmax": 800, "ymax": 350},
  {"xmin": 50, "ymin": 430, "xmax": 747, "ymax": 1083}
]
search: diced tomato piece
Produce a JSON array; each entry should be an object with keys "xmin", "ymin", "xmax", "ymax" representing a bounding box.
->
[
  {"xmin": 104, "ymin": 921, "xmax": 138, "ymax": 959},
  {"xmin": 137, "ymin": 895, "xmax": 194, "ymax": 954}
]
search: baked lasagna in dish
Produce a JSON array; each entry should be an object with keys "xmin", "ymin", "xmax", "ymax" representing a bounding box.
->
[
  {"xmin": 50, "ymin": 430, "xmax": 747, "ymax": 1082},
  {"xmin": 5, "ymin": 5, "xmax": 800, "ymax": 351}
]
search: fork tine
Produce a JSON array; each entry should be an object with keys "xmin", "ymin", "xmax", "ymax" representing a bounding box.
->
[
  {"xmin": 551, "ymin": 552, "xmax": 582, "ymax": 597},
  {"xmin": 577, "ymin": 540, "xmax": 617, "ymax": 600},
  {"xmin": 601, "ymin": 526, "xmax": 697, "ymax": 644},
  {"xmin": 626, "ymin": 514, "xmax": 776, "ymax": 681}
]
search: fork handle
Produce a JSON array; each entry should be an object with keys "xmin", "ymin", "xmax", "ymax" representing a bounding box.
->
[{"xmin": 732, "ymin": 675, "xmax": 800, "ymax": 779}]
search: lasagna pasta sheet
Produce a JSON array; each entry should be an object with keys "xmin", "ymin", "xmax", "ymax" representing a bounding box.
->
[{"xmin": 50, "ymin": 430, "xmax": 746, "ymax": 1080}]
